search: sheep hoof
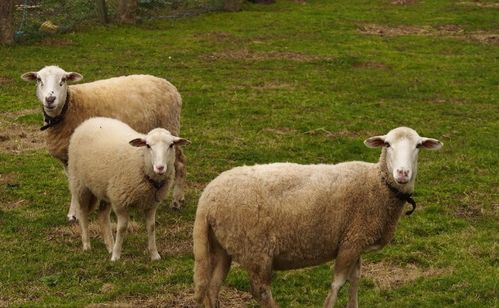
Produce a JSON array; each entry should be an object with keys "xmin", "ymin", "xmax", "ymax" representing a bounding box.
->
[
  {"xmin": 171, "ymin": 199, "xmax": 184, "ymax": 210},
  {"xmin": 67, "ymin": 215, "xmax": 78, "ymax": 224},
  {"xmin": 110, "ymin": 255, "xmax": 120, "ymax": 262},
  {"xmin": 151, "ymin": 253, "xmax": 161, "ymax": 261}
]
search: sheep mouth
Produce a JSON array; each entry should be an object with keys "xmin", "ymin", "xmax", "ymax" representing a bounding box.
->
[
  {"xmin": 44, "ymin": 105, "xmax": 56, "ymax": 110},
  {"xmin": 395, "ymin": 179, "xmax": 409, "ymax": 184}
]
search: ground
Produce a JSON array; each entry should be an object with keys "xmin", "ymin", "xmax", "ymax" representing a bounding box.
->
[{"xmin": 0, "ymin": 0, "xmax": 497, "ymax": 306}]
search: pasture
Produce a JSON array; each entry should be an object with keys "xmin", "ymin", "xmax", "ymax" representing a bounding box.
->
[{"xmin": 0, "ymin": 0, "xmax": 497, "ymax": 306}]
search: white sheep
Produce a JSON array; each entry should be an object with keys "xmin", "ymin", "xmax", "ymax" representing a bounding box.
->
[
  {"xmin": 193, "ymin": 127, "xmax": 442, "ymax": 307},
  {"xmin": 68, "ymin": 117, "xmax": 190, "ymax": 261},
  {"xmin": 21, "ymin": 65, "xmax": 187, "ymax": 222}
]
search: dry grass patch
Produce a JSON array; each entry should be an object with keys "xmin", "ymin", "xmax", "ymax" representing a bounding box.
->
[
  {"xmin": 304, "ymin": 127, "xmax": 376, "ymax": 140},
  {"xmin": 458, "ymin": 1, "xmax": 499, "ymax": 8},
  {"xmin": 262, "ymin": 127, "xmax": 298, "ymax": 135},
  {"xmin": 363, "ymin": 261, "xmax": 451, "ymax": 290},
  {"xmin": 157, "ymin": 217, "xmax": 194, "ymax": 257},
  {"xmin": 0, "ymin": 123, "xmax": 45, "ymax": 154},
  {"xmin": 391, "ymin": 0, "xmax": 417, "ymax": 5},
  {"xmin": 0, "ymin": 76, "xmax": 14, "ymax": 85},
  {"xmin": 353, "ymin": 61, "xmax": 390, "ymax": 70},
  {"xmin": 48, "ymin": 220, "xmax": 142, "ymax": 243},
  {"xmin": 38, "ymin": 38, "xmax": 76, "ymax": 46},
  {"xmin": 468, "ymin": 32, "xmax": 499, "ymax": 45},
  {"xmin": 195, "ymin": 31, "xmax": 243, "ymax": 44},
  {"xmin": 202, "ymin": 48, "xmax": 334, "ymax": 62}
]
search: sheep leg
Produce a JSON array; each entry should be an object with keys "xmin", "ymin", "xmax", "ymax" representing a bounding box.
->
[
  {"xmin": 346, "ymin": 258, "xmax": 361, "ymax": 308},
  {"xmin": 171, "ymin": 146, "xmax": 186, "ymax": 210},
  {"xmin": 76, "ymin": 188, "xmax": 93, "ymax": 251},
  {"xmin": 98, "ymin": 201, "xmax": 114, "ymax": 254},
  {"xmin": 206, "ymin": 245, "xmax": 232, "ymax": 307},
  {"xmin": 111, "ymin": 208, "xmax": 129, "ymax": 261},
  {"xmin": 64, "ymin": 165, "xmax": 79, "ymax": 223},
  {"xmin": 249, "ymin": 261, "xmax": 278, "ymax": 308},
  {"xmin": 323, "ymin": 248, "xmax": 360, "ymax": 308},
  {"xmin": 144, "ymin": 206, "xmax": 161, "ymax": 261}
]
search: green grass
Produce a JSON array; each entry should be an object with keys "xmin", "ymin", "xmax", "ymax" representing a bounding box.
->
[{"xmin": 0, "ymin": 0, "xmax": 498, "ymax": 306}]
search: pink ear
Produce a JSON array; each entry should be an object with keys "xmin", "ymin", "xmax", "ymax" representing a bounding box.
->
[
  {"xmin": 21, "ymin": 72, "xmax": 38, "ymax": 81},
  {"xmin": 129, "ymin": 138, "xmax": 147, "ymax": 147},
  {"xmin": 364, "ymin": 136, "xmax": 386, "ymax": 148},
  {"xmin": 174, "ymin": 138, "xmax": 191, "ymax": 147},
  {"xmin": 65, "ymin": 72, "xmax": 83, "ymax": 82},
  {"xmin": 419, "ymin": 138, "xmax": 443, "ymax": 150}
]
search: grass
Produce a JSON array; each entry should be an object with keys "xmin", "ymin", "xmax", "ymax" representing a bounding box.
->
[{"xmin": 0, "ymin": 0, "xmax": 498, "ymax": 306}]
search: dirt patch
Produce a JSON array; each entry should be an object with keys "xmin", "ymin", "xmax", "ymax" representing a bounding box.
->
[
  {"xmin": 0, "ymin": 122, "xmax": 45, "ymax": 154},
  {"xmin": 0, "ymin": 76, "xmax": 14, "ymax": 85},
  {"xmin": 48, "ymin": 220, "xmax": 142, "ymax": 242},
  {"xmin": 157, "ymin": 217, "xmax": 193, "ymax": 257},
  {"xmin": 391, "ymin": 0, "xmax": 417, "ymax": 5},
  {"xmin": 469, "ymin": 32, "xmax": 499, "ymax": 45},
  {"xmin": 90, "ymin": 286, "xmax": 252, "ymax": 308},
  {"xmin": 363, "ymin": 261, "xmax": 450, "ymax": 290},
  {"xmin": 202, "ymin": 48, "xmax": 335, "ymax": 62},
  {"xmin": 453, "ymin": 191, "xmax": 488, "ymax": 218},
  {"xmin": 38, "ymin": 37, "xmax": 76, "ymax": 46},
  {"xmin": 458, "ymin": 1, "xmax": 499, "ymax": 8}
]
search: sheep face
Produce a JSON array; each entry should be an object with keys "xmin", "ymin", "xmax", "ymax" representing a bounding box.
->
[
  {"xmin": 129, "ymin": 128, "xmax": 190, "ymax": 176},
  {"xmin": 21, "ymin": 66, "xmax": 83, "ymax": 117},
  {"xmin": 364, "ymin": 127, "xmax": 442, "ymax": 186}
]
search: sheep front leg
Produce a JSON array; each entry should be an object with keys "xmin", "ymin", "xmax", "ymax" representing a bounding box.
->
[
  {"xmin": 75, "ymin": 189, "xmax": 93, "ymax": 251},
  {"xmin": 64, "ymin": 165, "xmax": 79, "ymax": 223},
  {"xmin": 346, "ymin": 258, "xmax": 361, "ymax": 308},
  {"xmin": 172, "ymin": 146, "xmax": 186, "ymax": 210},
  {"xmin": 324, "ymin": 248, "xmax": 361, "ymax": 308},
  {"xmin": 111, "ymin": 208, "xmax": 129, "ymax": 261},
  {"xmin": 144, "ymin": 206, "xmax": 161, "ymax": 261}
]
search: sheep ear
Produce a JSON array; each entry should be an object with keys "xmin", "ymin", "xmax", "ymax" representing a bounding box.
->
[
  {"xmin": 21, "ymin": 72, "xmax": 38, "ymax": 81},
  {"xmin": 65, "ymin": 72, "xmax": 83, "ymax": 82},
  {"xmin": 364, "ymin": 135, "xmax": 386, "ymax": 148},
  {"xmin": 129, "ymin": 138, "xmax": 147, "ymax": 147},
  {"xmin": 418, "ymin": 137, "xmax": 443, "ymax": 150},
  {"xmin": 173, "ymin": 138, "xmax": 191, "ymax": 146}
]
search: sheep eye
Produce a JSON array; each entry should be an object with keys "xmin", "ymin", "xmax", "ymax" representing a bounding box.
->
[
  {"xmin": 146, "ymin": 144, "xmax": 151, "ymax": 149},
  {"xmin": 384, "ymin": 142, "xmax": 391, "ymax": 148},
  {"xmin": 169, "ymin": 143, "xmax": 174, "ymax": 148},
  {"xmin": 37, "ymin": 77, "xmax": 42, "ymax": 84},
  {"xmin": 416, "ymin": 143, "xmax": 422, "ymax": 149},
  {"xmin": 60, "ymin": 78, "xmax": 66, "ymax": 86}
]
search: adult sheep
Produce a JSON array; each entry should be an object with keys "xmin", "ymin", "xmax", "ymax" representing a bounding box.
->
[
  {"xmin": 193, "ymin": 127, "xmax": 443, "ymax": 308},
  {"xmin": 21, "ymin": 65, "xmax": 187, "ymax": 222},
  {"xmin": 68, "ymin": 117, "xmax": 190, "ymax": 261}
]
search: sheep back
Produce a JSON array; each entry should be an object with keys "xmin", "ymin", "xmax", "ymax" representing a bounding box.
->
[
  {"xmin": 196, "ymin": 162, "xmax": 404, "ymax": 271},
  {"xmin": 47, "ymin": 75, "xmax": 181, "ymax": 163}
]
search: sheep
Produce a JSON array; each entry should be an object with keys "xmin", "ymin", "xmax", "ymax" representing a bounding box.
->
[
  {"xmin": 193, "ymin": 126, "xmax": 443, "ymax": 307},
  {"xmin": 21, "ymin": 65, "xmax": 187, "ymax": 222},
  {"xmin": 68, "ymin": 117, "xmax": 190, "ymax": 261}
]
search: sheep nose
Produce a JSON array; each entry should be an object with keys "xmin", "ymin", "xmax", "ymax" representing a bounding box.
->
[
  {"xmin": 395, "ymin": 168, "xmax": 410, "ymax": 183},
  {"xmin": 155, "ymin": 165, "xmax": 165, "ymax": 174},
  {"xmin": 45, "ymin": 96, "xmax": 56, "ymax": 104}
]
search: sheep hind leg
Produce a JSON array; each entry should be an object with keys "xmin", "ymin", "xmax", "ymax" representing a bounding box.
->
[
  {"xmin": 249, "ymin": 261, "xmax": 278, "ymax": 308},
  {"xmin": 76, "ymin": 188, "xmax": 94, "ymax": 251},
  {"xmin": 324, "ymin": 248, "xmax": 361, "ymax": 308},
  {"xmin": 98, "ymin": 201, "xmax": 113, "ymax": 254},
  {"xmin": 144, "ymin": 205, "xmax": 161, "ymax": 261},
  {"xmin": 206, "ymin": 245, "xmax": 232, "ymax": 307},
  {"xmin": 171, "ymin": 146, "xmax": 186, "ymax": 210},
  {"xmin": 111, "ymin": 208, "xmax": 129, "ymax": 261}
]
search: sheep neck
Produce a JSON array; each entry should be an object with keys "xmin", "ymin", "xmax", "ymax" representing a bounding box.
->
[
  {"xmin": 40, "ymin": 91, "xmax": 70, "ymax": 131},
  {"xmin": 379, "ymin": 148, "xmax": 417, "ymax": 216}
]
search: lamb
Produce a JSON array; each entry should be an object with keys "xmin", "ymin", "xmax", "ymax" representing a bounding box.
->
[
  {"xmin": 21, "ymin": 65, "xmax": 187, "ymax": 222},
  {"xmin": 68, "ymin": 117, "xmax": 190, "ymax": 261},
  {"xmin": 193, "ymin": 127, "xmax": 443, "ymax": 307}
]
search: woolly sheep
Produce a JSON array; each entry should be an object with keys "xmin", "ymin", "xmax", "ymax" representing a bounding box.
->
[
  {"xmin": 193, "ymin": 127, "xmax": 442, "ymax": 307},
  {"xmin": 21, "ymin": 65, "xmax": 187, "ymax": 222},
  {"xmin": 68, "ymin": 117, "xmax": 190, "ymax": 261}
]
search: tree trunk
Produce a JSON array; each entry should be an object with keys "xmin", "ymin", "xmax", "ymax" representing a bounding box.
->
[
  {"xmin": 0, "ymin": 0, "xmax": 15, "ymax": 44},
  {"xmin": 118, "ymin": 0, "xmax": 139, "ymax": 24}
]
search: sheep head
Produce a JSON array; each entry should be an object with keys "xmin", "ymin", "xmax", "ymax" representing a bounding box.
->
[
  {"xmin": 21, "ymin": 66, "xmax": 83, "ymax": 118},
  {"xmin": 364, "ymin": 127, "xmax": 442, "ymax": 193}
]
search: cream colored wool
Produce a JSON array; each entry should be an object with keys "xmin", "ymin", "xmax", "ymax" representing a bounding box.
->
[
  {"xmin": 68, "ymin": 117, "xmax": 184, "ymax": 261},
  {"xmin": 193, "ymin": 127, "xmax": 442, "ymax": 308}
]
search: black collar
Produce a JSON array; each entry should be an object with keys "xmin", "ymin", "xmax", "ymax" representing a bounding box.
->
[
  {"xmin": 386, "ymin": 183, "xmax": 416, "ymax": 216},
  {"xmin": 145, "ymin": 175, "xmax": 166, "ymax": 202},
  {"xmin": 40, "ymin": 91, "xmax": 70, "ymax": 131}
]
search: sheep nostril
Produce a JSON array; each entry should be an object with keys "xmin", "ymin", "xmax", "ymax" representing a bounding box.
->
[{"xmin": 45, "ymin": 96, "xmax": 56, "ymax": 104}]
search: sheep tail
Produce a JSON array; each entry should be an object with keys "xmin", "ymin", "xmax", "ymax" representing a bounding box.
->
[{"xmin": 193, "ymin": 210, "xmax": 212, "ymax": 305}]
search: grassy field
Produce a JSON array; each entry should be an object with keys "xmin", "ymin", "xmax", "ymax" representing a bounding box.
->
[{"xmin": 0, "ymin": 0, "xmax": 497, "ymax": 306}]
